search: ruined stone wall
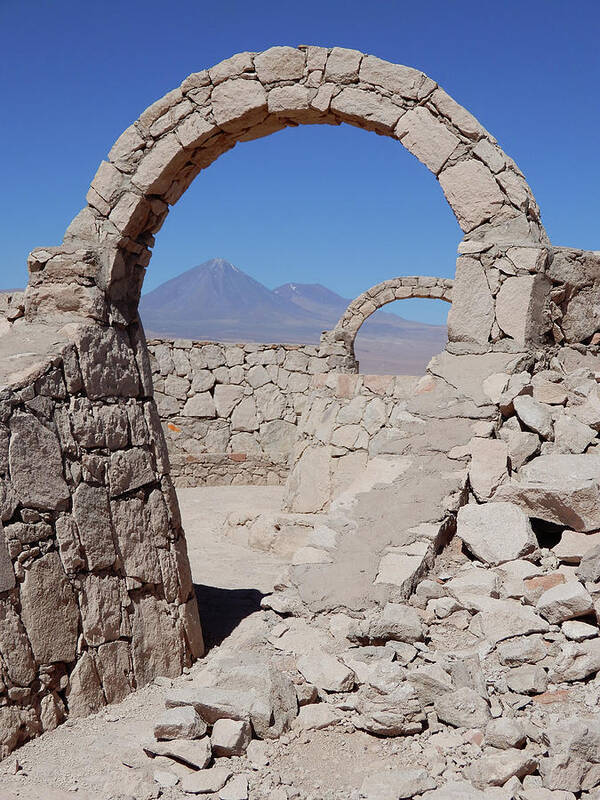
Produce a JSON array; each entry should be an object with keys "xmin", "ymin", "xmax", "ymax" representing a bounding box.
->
[
  {"xmin": 283, "ymin": 372, "xmax": 443, "ymax": 513},
  {"xmin": 545, "ymin": 247, "xmax": 600, "ymax": 345},
  {"xmin": 147, "ymin": 337, "xmax": 334, "ymax": 486},
  {"xmin": 0, "ymin": 322, "xmax": 203, "ymax": 757}
]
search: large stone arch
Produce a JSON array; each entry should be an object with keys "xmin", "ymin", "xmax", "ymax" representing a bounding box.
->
[{"xmin": 25, "ymin": 45, "xmax": 551, "ymax": 348}]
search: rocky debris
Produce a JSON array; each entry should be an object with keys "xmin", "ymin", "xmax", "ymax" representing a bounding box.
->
[
  {"xmin": 485, "ymin": 718, "xmax": 527, "ymax": 749},
  {"xmin": 154, "ymin": 706, "xmax": 207, "ymax": 740},
  {"xmin": 456, "ymin": 502, "xmax": 537, "ymax": 565},
  {"xmin": 180, "ymin": 766, "xmax": 233, "ymax": 794},
  {"xmin": 359, "ymin": 768, "xmax": 436, "ymax": 799},
  {"xmin": 211, "ymin": 719, "xmax": 252, "ymax": 757},
  {"xmin": 434, "ymin": 688, "xmax": 491, "ymax": 729},
  {"xmin": 536, "ymin": 581, "xmax": 594, "ymax": 624}
]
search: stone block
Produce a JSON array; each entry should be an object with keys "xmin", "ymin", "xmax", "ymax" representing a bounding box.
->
[
  {"xmin": 183, "ymin": 392, "xmax": 216, "ymax": 418},
  {"xmin": 359, "ymin": 55, "xmax": 425, "ymax": 98},
  {"xmin": 296, "ymin": 651, "xmax": 355, "ymax": 692},
  {"xmin": 71, "ymin": 484, "xmax": 117, "ymax": 571},
  {"xmin": 96, "ymin": 640, "xmax": 133, "ymax": 704},
  {"xmin": 154, "ymin": 706, "xmax": 207, "ymax": 740},
  {"xmin": 19, "ymin": 553, "xmax": 79, "ymax": 664},
  {"xmin": 231, "ymin": 396, "xmax": 258, "ymax": 432},
  {"xmin": 211, "ymin": 718, "xmax": 251, "ymax": 756},
  {"xmin": 324, "ymin": 47, "xmax": 363, "ymax": 82},
  {"xmin": 131, "ymin": 133, "xmax": 187, "ymax": 194},
  {"xmin": 109, "ymin": 448, "xmax": 155, "ymax": 496},
  {"xmin": 79, "ymin": 574, "xmax": 124, "ymax": 646},
  {"xmin": 331, "ymin": 87, "xmax": 402, "ymax": 131},
  {"xmin": 66, "ymin": 652, "xmax": 106, "ymax": 718},
  {"xmin": 75, "ymin": 326, "xmax": 140, "ymax": 399},
  {"xmin": 111, "ymin": 495, "xmax": 161, "ymax": 583},
  {"xmin": 468, "ymin": 437, "xmax": 508, "ymax": 501},
  {"xmin": 0, "ymin": 525, "xmax": 15, "ymax": 592},
  {"xmin": 0, "ymin": 598, "xmax": 36, "ymax": 686},
  {"xmin": 131, "ymin": 593, "xmax": 183, "ymax": 687},
  {"xmin": 9, "ymin": 414, "xmax": 69, "ymax": 511},
  {"xmin": 396, "ymin": 106, "xmax": 459, "ymax": 174},
  {"xmin": 254, "ymin": 46, "xmax": 306, "ymax": 83},
  {"xmin": 211, "ymin": 79, "xmax": 267, "ymax": 132},
  {"xmin": 433, "ymin": 687, "xmax": 490, "ymax": 728},
  {"xmin": 536, "ymin": 581, "xmax": 594, "ymax": 624},
  {"xmin": 439, "ymin": 160, "xmax": 505, "ymax": 232},
  {"xmin": 456, "ymin": 501, "xmax": 536, "ymax": 565},
  {"xmin": 496, "ymin": 274, "xmax": 551, "ymax": 345},
  {"xmin": 446, "ymin": 257, "xmax": 494, "ymax": 344}
]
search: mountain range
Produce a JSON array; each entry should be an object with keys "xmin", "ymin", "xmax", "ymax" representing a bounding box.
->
[{"xmin": 140, "ymin": 258, "xmax": 448, "ymax": 374}]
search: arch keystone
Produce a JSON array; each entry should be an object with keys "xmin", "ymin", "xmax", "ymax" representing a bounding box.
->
[{"xmin": 254, "ymin": 46, "xmax": 306, "ymax": 83}]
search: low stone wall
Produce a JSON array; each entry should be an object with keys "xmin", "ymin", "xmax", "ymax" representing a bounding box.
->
[
  {"xmin": 0, "ymin": 321, "xmax": 202, "ymax": 757},
  {"xmin": 147, "ymin": 338, "xmax": 335, "ymax": 486}
]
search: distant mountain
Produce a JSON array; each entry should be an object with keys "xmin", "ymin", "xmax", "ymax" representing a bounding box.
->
[
  {"xmin": 140, "ymin": 258, "xmax": 447, "ymax": 374},
  {"xmin": 274, "ymin": 282, "xmax": 347, "ymax": 318}
]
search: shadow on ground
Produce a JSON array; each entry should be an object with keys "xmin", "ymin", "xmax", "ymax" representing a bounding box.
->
[{"xmin": 194, "ymin": 583, "xmax": 265, "ymax": 651}]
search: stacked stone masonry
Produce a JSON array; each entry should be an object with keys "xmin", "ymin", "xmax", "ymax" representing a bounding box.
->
[
  {"xmin": 0, "ymin": 322, "xmax": 203, "ymax": 758},
  {"xmin": 148, "ymin": 338, "xmax": 334, "ymax": 486}
]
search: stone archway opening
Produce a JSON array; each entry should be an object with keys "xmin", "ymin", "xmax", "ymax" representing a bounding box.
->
[
  {"xmin": 352, "ymin": 294, "xmax": 451, "ymax": 375},
  {"xmin": 321, "ymin": 275, "xmax": 452, "ymax": 376}
]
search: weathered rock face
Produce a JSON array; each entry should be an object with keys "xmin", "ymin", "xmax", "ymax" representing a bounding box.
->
[{"xmin": 0, "ymin": 321, "xmax": 202, "ymax": 758}]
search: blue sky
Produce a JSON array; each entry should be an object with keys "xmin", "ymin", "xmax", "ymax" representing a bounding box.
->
[{"xmin": 1, "ymin": 0, "xmax": 599, "ymax": 324}]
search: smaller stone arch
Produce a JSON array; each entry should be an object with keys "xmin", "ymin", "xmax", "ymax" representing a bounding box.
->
[{"xmin": 319, "ymin": 275, "xmax": 452, "ymax": 372}]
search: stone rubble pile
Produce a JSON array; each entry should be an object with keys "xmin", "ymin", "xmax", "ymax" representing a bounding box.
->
[{"xmin": 141, "ymin": 348, "xmax": 600, "ymax": 798}]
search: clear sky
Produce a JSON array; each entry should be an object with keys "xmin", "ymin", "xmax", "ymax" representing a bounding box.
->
[{"xmin": 1, "ymin": 0, "xmax": 599, "ymax": 324}]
